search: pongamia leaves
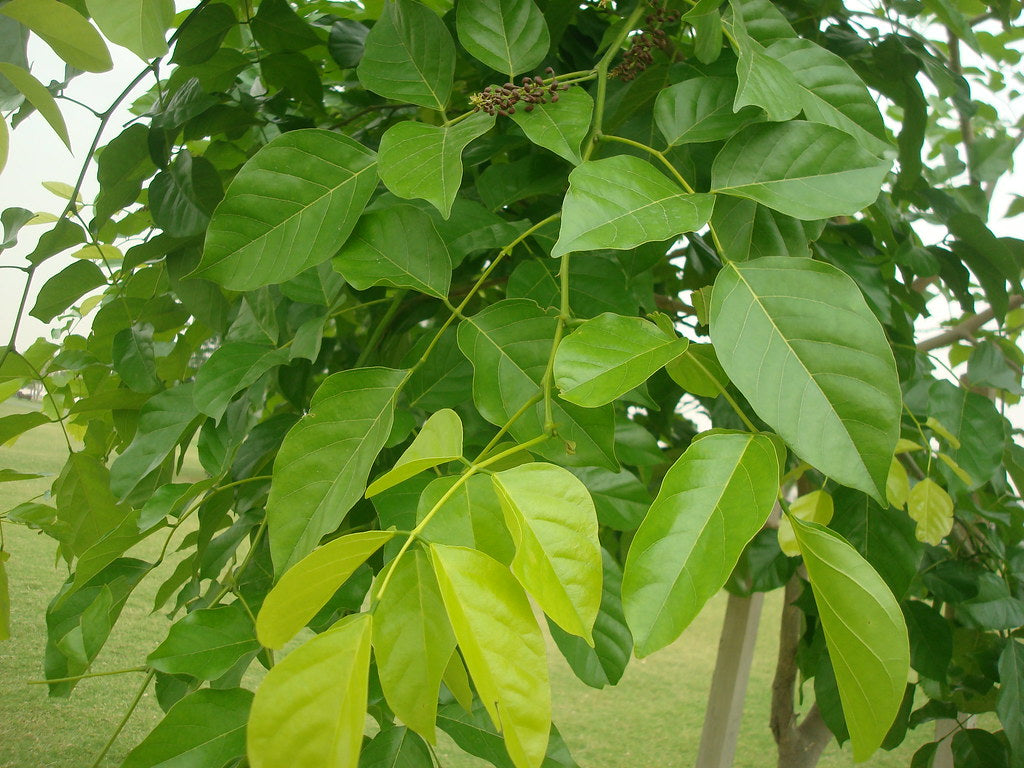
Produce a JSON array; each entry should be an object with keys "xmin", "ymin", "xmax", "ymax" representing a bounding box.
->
[
  {"xmin": 85, "ymin": 0, "xmax": 174, "ymax": 60},
  {"xmin": 366, "ymin": 408, "xmax": 463, "ymax": 497},
  {"xmin": 655, "ymin": 76, "xmax": 764, "ymax": 146},
  {"xmin": 0, "ymin": 63, "xmax": 69, "ymax": 148},
  {"xmin": 431, "ymin": 544, "xmax": 551, "ymax": 768},
  {"xmin": 257, "ymin": 530, "xmax": 394, "ymax": 649},
  {"xmin": 792, "ymin": 518, "xmax": 909, "ymax": 762},
  {"xmin": 147, "ymin": 601, "xmax": 258, "ymax": 680},
  {"xmin": 906, "ymin": 478, "xmax": 954, "ymax": 545},
  {"xmin": 266, "ymin": 367, "xmax": 405, "ymax": 575},
  {"xmin": 456, "ymin": 0, "xmax": 549, "ymax": 77},
  {"xmin": 193, "ymin": 342, "xmax": 290, "ymax": 421},
  {"xmin": 193, "ymin": 130, "xmax": 377, "ymax": 290},
  {"xmin": 551, "ymin": 156, "xmax": 715, "ymax": 257},
  {"xmin": 492, "ymin": 462, "xmax": 602, "ymax": 641},
  {"xmin": 554, "ymin": 313, "xmax": 688, "ymax": 407},
  {"xmin": 248, "ymin": 614, "xmax": 373, "ymax": 768},
  {"xmin": 0, "ymin": 0, "xmax": 112, "ymax": 72},
  {"xmin": 710, "ymin": 257, "xmax": 901, "ymax": 501},
  {"xmin": 622, "ymin": 432, "xmax": 779, "ymax": 656},
  {"xmin": 510, "ymin": 87, "xmax": 593, "ymax": 165}
]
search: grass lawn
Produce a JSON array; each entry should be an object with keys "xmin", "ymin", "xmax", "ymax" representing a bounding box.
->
[{"xmin": 0, "ymin": 399, "xmax": 935, "ymax": 767}]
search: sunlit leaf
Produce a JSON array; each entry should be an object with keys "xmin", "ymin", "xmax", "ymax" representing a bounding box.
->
[
  {"xmin": 456, "ymin": 0, "xmax": 549, "ymax": 77},
  {"xmin": 510, "ymin": 88, "xmax": 593, "ymax": 165},
  {"xmin": 86, "ymin": 0, "xmax": 174, "ymax": 60},
  {"xmin": 0, "ymin": 0, "xmax": 112, "ymax": 71},
  {"xmin": 777, "ymin": 490, "xmax": 833, "ymax": 557},
  {"xmin": 367, "ymin": 409, "xmax": 463, "ymax": 497},
  {"xmin": 906, "ymin": 478, "xmax": 953, "ymax": 545}
]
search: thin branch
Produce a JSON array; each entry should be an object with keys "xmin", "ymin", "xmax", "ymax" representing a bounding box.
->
[{"xmin": 917, "ymin": 295, "xmax": 1024, "ymax": 351}]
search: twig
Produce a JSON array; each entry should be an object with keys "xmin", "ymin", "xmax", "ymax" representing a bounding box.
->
[{"xmin": 917, "ymin": 295, "xmax": 1024, "ymax": 351}]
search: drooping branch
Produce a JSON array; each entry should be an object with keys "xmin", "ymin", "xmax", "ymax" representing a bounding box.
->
[{"xmin": 917, "ymin": 295, "xmax": 1024, "ymax": 352}]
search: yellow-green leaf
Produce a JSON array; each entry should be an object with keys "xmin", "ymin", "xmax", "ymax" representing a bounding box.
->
[
  {"xmin": 792, "ymin": 518, "xmax": 909, "ymax": 761},
  {"xmin": 86, "ymin": 0, "xmax": 174, "ymax": 60},
  {"xmin": 492, "ymin": 462, "xmax": 602, "ymax": 641},
  {"xmin": 0, "ymin": 0, "xmax": 112, "ymax": 72},
  {"xmin": 257, "ymin": 530, "xmax": 394, "ymax": 649},
  {"xmin": 366, "ymin": 409, "xmax": 463, "ymax": 497},
  {"xmin": 778, "ymin": 490, "xmax": 833, "ymax": 556},
  {"xmin": 906, "ymin": 477, "xmax": 953, "ymax": 545},
  {"xmin": 249, "ymin": 614, "xmax": 373, "ymax": 768},
  {"xmin": 886, "ymin": 456, "xmax": 909, "ymax": 509},
  {"xmin": 0, "ymin": 64, "xmax": 70, "ymax": 148},
  {"xmin": 925, "ymin": 416, "xmax": 961, "ymax": 449},
  {"xmin": 937, "ymin": 452, "xmax": 974, "ymax": 486},
  {"xmin": 431, "ymin": 544, "xmax": 550, "ymax": 768}
]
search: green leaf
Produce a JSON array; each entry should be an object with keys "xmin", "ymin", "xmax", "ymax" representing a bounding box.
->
[
  {"xmin": 251, "ymin": 0, "xmax": 320, "ymax": 52},
  {"xmin": 457, "ymin": 299, "xmax": 617, "ymax": 470},
  {"xmin": 266, "ymin": 367, "xmax": 405, "ymax": 575},
  {"xmin": 997, "ymin": 639, "xmax": 1024, "ymax": 765},
  {"xmin": 361, "ymin": 727, "xmax": 433, "ymax": 768},
  {"xmin": 903, "ymin": 600, "xmax": 951, "ymax": 681},
  {"xmin": 367, "ymin": 409, "xmax": 463, "ymax": 497},
  {"xmin": 85, "ymin": 0, "xmax": 174, "ymax": 60},
  {"xmin": 764, "ymin": 38, "xmax": 891, "ymax": 156},
  {"xmin": 249, "ymin": 614, "xmax": 373, "ymax": 768},
  {"xmin": 777, "ymin": 490, "xmax": 833, "ymax": 557},
  {"xmin": 148, "ymin": 151, "xmax": 223, "ymax": 238},
  {"xmin": 95, "ymin": 124, "xmax": 155, "ymax": 224},
  {"xmin": 26, "ymin": 219, "xmax": 86, "ymax": 265},
  {"xmin": 378, "ymin": 113, "xmax": 495, "ymax": 218},
  {"xmin": 122, "ymin": 688, "xmax": 252, "ymax": 768},
  {"xmin": 886, "ymin": 457, "xmax": 909, "ymax": 509},
  {"xmin": 928, "ymin": 381, "xmax": 1007, "ymax": 488},
  {"xmin": 193, "ymin": 342, "xmax": 290, "ymax": 421},
  {"xmin": 29, "ymin": 259, "xmax": 106, "ymax": 322},
  {"xmin": 0, "ymin": 410, "xmax": 49, "ymax": 445},
  {"xmin": 0, "ymin": 0, "xmax": 112, "ymax": 72},
  {"xmin": 257, "ymin": 530, "xmax": 394, "ymax": 649},
  {"xmin": 655, "ymin": 76, "xmax": 763, "ymax": 146},
  {"xmin": 111, "ymin": 324, "xmax": 162, "ymax": 394},
  {"xmin": 437, "ymin": 702, "xmax": 579, "ymax": 768},
  {"xmin": 416, "ymin": 474, "xmax": 515, "ymax": 564},
  {"xmin": 357, "ymin": 0, "xmax": 455, "ymax": 110},
  {"xmin": 493, "ymin": 462, "xmax": 601, "ymax": 641},
  {"xmin": 548, "ymin": 548, "xmax": 632, "ymax": 688},
  {"xmin": 710, "ymin": 122, "xmax": 891, "ymax": 220},
  {"xmin": 791, "ymin": 518, "xmax": 909, "ymax": 762},
  {"xmin": 551, "ymin": 155, "xmax": 714, "ymax": 257},
  {"xmin": 906, "ymin": 478, "xmax": 953, "ymax": 545},
  {"xmin": 109, "ymin": 384, "xmax": 201, "ymax": 500},
  {"xmin": 510, "ymin": 87, "xmax": 593, "ymax": 165},
  {"xmin": 328, "ymin": 19, "xmax": 368, "ymax": 69},
  {"xmin": 730, "ymin": 4, "xmax": 801, "ymax": 122},
  {"xmin": 952, "ymin": 730, "xmax": 1009, "ymax": 768},
  {"xmin": 0, "ymin": 550, "xmax": 9, "ymax": 642},
  {"xmin": 709, "ymin": 196, "xmax": 811, "ymax": 261},
  {"xmin": 456, "ymin": 0, "xmax": 549, "ymax": 77},
  {"xmin": 147, "ymin": 602, "xmax": 259, "ymax": 680},
  {"xmin": 193, "ymin": 129, "xmax": 377, "ymax": 291},
  {"xmin": 567, "ymin": 466, "xmax": 650, "ymax": 531},
  {"xmin": 554, "ymin": 313, "xmax": 688, "ymax": 407},
  {"xmin": 665, "ymin": 343, "xmax": 729, "ymax": 398},
  {"xmin": 622, "ymin": 432, "xmax": 779, "ymax": 656},
  {"xmin": 710, "ymin": 257, "xmax": 901, "ymax": 500},
  {"xmin": 375, "ymin": 548, "xmax": 456, "ymax": 741},
  {"xmin": 171, "ymin": 2, "xmax": 235, "ymax": 65},
  {"xmin": 334, "ymin": 204, "xmax": 453, "ymax": 298},
  {"xmin": 431, "ymin": 544, "xmax": 550, "ymax": 768},
  {"xmin": 0, "ymin": 63, "xmax": 69, "ymax": 148}
]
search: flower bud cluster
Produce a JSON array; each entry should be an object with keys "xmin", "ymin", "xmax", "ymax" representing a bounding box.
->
[
  {"xmin": 610, "ymin": 2, "xmax": 681, "ymax": 81},
  {"xmin": 470, "ymin": 68, "xmax": 571, "ymax": 116}
]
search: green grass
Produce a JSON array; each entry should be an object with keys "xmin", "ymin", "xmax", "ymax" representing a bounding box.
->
[{"xmin": 0, "ymin": 399, "xmax": 934, "ymax": 767}]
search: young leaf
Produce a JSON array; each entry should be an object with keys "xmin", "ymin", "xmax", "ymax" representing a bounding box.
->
[
  {"xmin": 85, "ymin": 0, "xmax": 174, "ymax": 60},
  {"xmin": 147, "ymin": 602, "xmax": 259, "ymax": 680},
  {"xmin": 492, "ymin": 462, "xmax": 602, "ymax": 641},
  {"xmin": 906, "ymin": 477, "xmax": 953, "ymax": 545},
  {"xmin": 0, "ymin": 0, "xmax": 112, "ymax": 72},
  {"xmin": 374, "ymin": 548, "xmax": 456, "ymax": 742},
  {"xmin": 655, "ymin": 76, "xmax": 764, "ymax": 146},
  {"xmin": 777, "ymin": 490, "xmax": 833, "ymax": 557},
  {"xmin": 548, "ymin": 548, "xmax": 633, "ymax": 688},
  {"xmin": 122, "ymin": 688, "xmax": 252, "ymax": 768},
  {"xmin": 886, "ymin": 457, "xmax": 910, "ymax": 509},
  {"xmin": 334, "ymin": 204, "xmax": 453, "ymax": 298},
  {"xmin": 0, "ymin": 63, "xmax": 69, "ymax": 148},
  {"xmin": 431, "ymin": 544, "xmax": 550, "ymax": 768},
  {"xmin": 553, "ymin": 313, "xmax": 688, "ymax": 407},
  {"xmin": 257, "ymin": 530, "xmax": 394, "ymax": 649},
  {"xmin": 249, "ymin": 614, "xmax": 373, "ymax": 768},
  {"xmin": 622, "ymin": 432, "xmax": 780, "ymax": 656},
  {"xmin": 378, "ymin": 113, "xmax": 495, "ymax": 219},
  {"xmin": 366, "ymin": 409, "xmax": 463, "ymax": 497},
  {"xmin": 456, "ymin": 0, "xmax": 549, "ymax": 77},
  {"xmin": 193, "ymin": 342, "xmax": 290, "ymax": 421},
  {"xmin": 551, "ymin": 156, "xmax": 715, "ymax": 257},
  {"xmin": 710, "ymin": 122, "xmax": 891, "ymax": 220},
  {"xmin": 792, "ymin": 518, "xmax": 909, "ymax": 761},
  {"xmin": 266, "ymin": 367, "xmax": 406, "ymax": 575},
  {"xmin": 710, "ymin": 256, "xmax": 901, "ymax": 501},
  {"xmin": 510, "ymin": 87, "xmax": 593, "ymax": 165},
  {"xmin": 357, "ymin": 0, "xmax": 455, "ymax": 110},
  {"xmin": 193, "ymin": 130, "xmax": 378, "ymax": 290}
]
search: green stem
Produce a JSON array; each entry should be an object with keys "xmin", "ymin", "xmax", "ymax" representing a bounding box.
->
[
  {"xmin": 355, "ymin": 291, "xmax": 408, "ymax": 368},
  {"xmin": 541, "ymin": 252, "xmax": 572, "ymax": 433},
  {"xmin": 30, "ymin": 666, "xmax": 147, "ymax": 685},
  {"xmin": 89, "ymin": 669, "xmax": 156, "ymax": 768},
  {"xmin": 375, "ymin": 434, "xmax": 549, "ymax": 600},
  {"xmin": 472, "ymin": 392, "xmax": 543, "ymax": 463}
]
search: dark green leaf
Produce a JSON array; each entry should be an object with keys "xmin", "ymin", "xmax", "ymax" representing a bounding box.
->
[
  {"xmin": 193, "ymin": 342, "xmax": 290, "ymax": 421},
  {"xmin": 112, "ymin": 324, "xmax": 162, "ymax": 393},
  {"xmin": 328, "ymin": 19, "xmax": 368, "ymax": 69},
  {"xmin": 172, "ymin": 2, "xmax": 236, "ymax": 65},
  {"xmin": 29, "ymin": 259, "xmax": 105, "ymax": 322},
  {"xmin": 147, "ymin": 602, "xmax": 258, "ymax": 680},
  {"xmin": 655, "ymin": 76, "xmax": 764, "ymax": 145},
  {"xmin": 710, "ymin": 196, "xmax": 810, "ymax": 261},
  {"xmin": 928, "ymin": 380, "xmax": 1007, "ymax": 488},
  {"xmin": 951, "ymin": 729, "xmax": 1009, "ymax": 768},
  {"xmin": 997, "ymin": 639, "xmax": 1024, "ymax": 765},
  {"xmin": 360, "ymin": 727, "xmax": 433, "ymax": 768},
  {"xmin": 251, "ymin": 0, "xmax": 319, "ymax": 52}
]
